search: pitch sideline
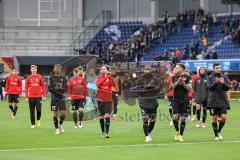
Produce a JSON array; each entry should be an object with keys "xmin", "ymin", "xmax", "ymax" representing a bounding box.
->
[{"xmin": 0, "ymin": 140, "xmax": 240, "ymax": 152}]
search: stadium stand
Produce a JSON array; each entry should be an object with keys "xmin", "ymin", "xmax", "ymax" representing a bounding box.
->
[
  {"xmin": 0, "ymin": 27, "xmax": 78, "ymax": 56},
  {"xmin": 86, "ymin": 21, "xmax": 144, "ymax": 49},
  {"xmin": 143, "ymin": 14, "xmax": 240, "ymax": 61}
]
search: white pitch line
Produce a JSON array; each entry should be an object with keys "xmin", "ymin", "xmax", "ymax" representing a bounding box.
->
[{"xmin": 1, "ymin": 140, "xmax": 240, "ymax": 152}]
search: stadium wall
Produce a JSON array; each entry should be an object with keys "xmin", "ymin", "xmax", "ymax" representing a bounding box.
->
[{"xmin": 3, "ymin": 0, "xmax": 240, "ymax": 27}]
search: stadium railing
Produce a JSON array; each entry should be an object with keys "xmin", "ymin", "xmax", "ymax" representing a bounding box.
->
[{"xmin": 69, "ymin": 10, "xmax": 111, "ymax": 55}]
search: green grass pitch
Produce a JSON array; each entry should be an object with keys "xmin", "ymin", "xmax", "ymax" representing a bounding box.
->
[{"xmin": 0, "ymin": 98, "xmax": 240, "ymax": 160}]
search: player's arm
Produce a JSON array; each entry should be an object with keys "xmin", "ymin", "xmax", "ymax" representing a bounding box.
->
[
  {"xmin": 67, "ymin": 79, "xmax": 72, "ymax": 99},
  {"xmin": 83, "ymin": 80, "xmax": 89, "ymax": 97},
  {"xmin": 164, "ymin": 77, "xmax": 170, "ymax": 97},
  {"xmin": 48, "ymin": 77, "xmax": 54, "ymax": 93},
  {"xmin": 207, "ymin": 76, "xmax": 218, "ymax": 91},
  {"xmin": 47, "ymin": 77, "xmax": 61, "ymax": 96},
  {"xmin": 110, "ymin": 76, "xmax": 115, "ymax": 88},
  {"xmin": 193, "ymin": 78, "xmax": 197, "ymax": 93},
  {"xmin": 118, "ymin": 78, "xmax": 122, "ymax": 95},
  {"xmin": 96, "ymin": 76, "xmax": 106, "ymax": 88},
  {"xmin": 182, "ymin": 77, "xmax": 192, "ymax": 91},
  {"xmin": 171, "ymin": 77, "xmax": 181, "ymax": 89},
  {"xmin": 5, "ymin": 77, "xmax": 9, "ymax": 93},
  {"xmin": 25, "ymin": 78, "xmax": 29, "ymax": 100},
  {"xmin": 63, "ymin": 77, "xmax": 68, "ymax": 93},
  {"xmin": 221, "ymin": 76, "xmax": 230, "ymax": 91},
  {"xmin": 41, "ymin": 77, "xmax": 46, "ymax": 98},
  {"xmin": 18, "ymin": 77, "xmax": 22, "ymax": 95}
]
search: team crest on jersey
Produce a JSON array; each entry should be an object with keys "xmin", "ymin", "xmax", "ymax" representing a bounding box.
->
[{"xmin": 106, "ymin": 78, "xmax": 109, "ymax": 82}]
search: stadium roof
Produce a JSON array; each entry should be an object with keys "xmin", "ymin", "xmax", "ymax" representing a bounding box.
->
[{"xmin": 16, "ymin": 56, "xmax": 74, "ymax": 65}]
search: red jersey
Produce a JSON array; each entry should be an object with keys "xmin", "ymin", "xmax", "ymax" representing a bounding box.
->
[
  {"xmin": 68, "ymin": 76, "xmax": 88, "ymax": 100},
  {"xmin": 5, "ymin": 75, "xmax": 22, "ymax": 95},
  {"xmin": 96, "ymin": 75, "xmax": 114, "ymax": 102},
  {"xmin": 188, "ymin": 89, "xmax": 193, "ymax": 97},
  {"xmin": 165, "ymin": 76, "xmax": 174, "ymax": 97},
  {"xmin": 25, "ymin": 74, "xmax": 46, "ymax": 98},
  {"xmin": 191, "ymin": 74, "xmax": 199, "ymax": 97}
]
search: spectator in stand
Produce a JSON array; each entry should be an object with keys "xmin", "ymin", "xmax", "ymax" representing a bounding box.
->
[
  {"xmin": 172, "ymin": 55, "xmax": 180, "ymax": 66},
  {"xmin": 191, "ymin": 52, "xmax": 197, "ymax": 60},
  {"xmin": 221, "ymin": 18, "xmax": 230, "ymax": 35},
  {"xmin": 182, "ymin": 45, "xmax": 190, "ymax": 60},
  {"xmin": 205, "ymin": 52, "xmax": 211, "ymax": 59},
  {"xmin": 213, "ymin": 14, "xmax": 218, "ymax": 26},
  {"xmin": 197, "ymin": 8, "xmax": 205, "ymax": 17},
  {"xmin": 175, "ymin": 48, "xmax": 181, "ymax": 59},
  {"xmin": 164, "ymin": 11, "xmax": 170, "ymax": 24},
  {"xmin": 231, "ymin": 29, "xmax": 238, "ymax": 47},
  {"xmin": 202, "ymin": 36, "xmax": 208, "ymax": 52},
  {"xmin": 237, "ymin": 29, "xmax": 240, "ymax": 46},
  {"xmin": 192, "ymin": 23, "xmax": 198, "ymax": 36},
  {"xmin": 212, "ymin": 51, "xmax": 218, "ymax": 59}
]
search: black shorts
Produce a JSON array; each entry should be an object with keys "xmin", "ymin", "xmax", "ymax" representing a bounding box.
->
[
  {"xmin": 51, "ymin": 99, "xmax": 66, "ymax": 111},
  {"xmin": 97, "ymin": 101, "xmax": 112, "ymax": 116},
  {"xmin": 8, "ymin": 94, "xmax": 19, "ymax": 103},
  {"xmin": 210, "ymin": 108, "xmax": 227, "ymax": 116},
  {"xmin": 172, "ymin": 100, "xmax": 189, "ymax": 116},
  {"xmin": 168, "ymin": 96, "xmax": 173, "ymax": 107},
  {"xmin": 196, "ymin": 99, "xmax": 207, "ymax": 107},
  {"xmin": 71, "ymin": 98, "xmax": 85, "ymax": 110},
  {"xmin": 141, "ymin": 108, "xmax": 157, "ymax": 121},
  {"xmin": 29, "ymin": 97, "xmax": 42, "ymax": 109}
]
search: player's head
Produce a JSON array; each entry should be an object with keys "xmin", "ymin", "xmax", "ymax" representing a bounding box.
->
[
  {"xmin": 53, "ymin": 64, "xmax": 61, "ymax": 75},
  {"xmin": 184, "ymin": 70, "xmax": 192, "ymax": 76},
  {"xmin": 100, "ymin": 65, "xmax": 109, "ymax": 75},
  {"xmin": 144, "ymin": 65, "xmax": 152, "ymax": 74},
  {"xmin": 175, "ymin": 63, "xmax": 185, "ymax": 75},
  {"xmin": 172, "ymin": 67, "xmax": 177, "ymax": 75},
  {"xmin": 111, "ymin": 68, "xmax": 117, "ymax": 76},
  {"xmin": 30, "ymin": 65, "xmax": 37, "ymax": 75},
  {"xmin": 213, "ymin": 63, "xmax": 221, "ymax": 74},
  {"xmin": 73, "ymin": 68, "xmax": 80, "ymax": 77},
  {"xmin": 78, "ymin": 66, "xmax": 84, "ymax": 76},
  {"xmin": 11, "ymin": 68, "xmax": 17, "ymax": 75},
  {"xmin": 199, "ymin": 66, "xmax": 206, "ymax": 75},
  {"xmin": 88, "ymin": 68, "xmax": 96, "ymax": 77}
]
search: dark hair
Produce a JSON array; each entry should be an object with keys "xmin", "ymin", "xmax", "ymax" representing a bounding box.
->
[
  {"xmin": 213, "ymin": 63, "xmax": 220, "ymax": 68},
  {"xmin": 78, "ymin": 66, "xmax": 83, "ymax": 71},
  {"xmin": 101, "ymin": 65, "xmax": 110, "ymax": 71},
  {"xmin": 176, "ymin": 63, "xmax": 185, "ymax": 70}
]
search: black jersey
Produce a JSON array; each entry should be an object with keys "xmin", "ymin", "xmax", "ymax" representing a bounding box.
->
[
  {"xmin": 48, "ymin": 75, "xmax": 67, "ymax": 100},
  {"xmin": 207, "ymin": 73, "xmax": 230, "ymax": 109},
  {"xmin": 172, "ymin": 74, "xmax": 192, "ymax": 101},
  {"xmin": 194, "ymin": 74, "xmax": 208, "ymax": 103},
  {"xmin": 135, "ymin": 73, "xmax": 160, "ymax": 109}
]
